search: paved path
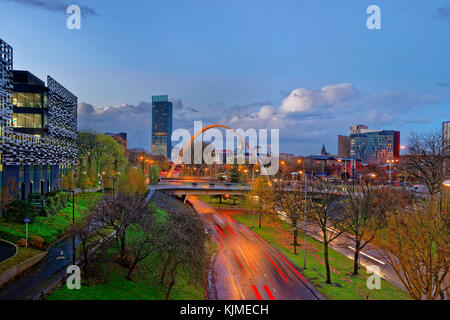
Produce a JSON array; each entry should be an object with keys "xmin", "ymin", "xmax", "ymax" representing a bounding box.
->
[
  {"xmin": 0, "ymin": 240, "xmax": 16, "ymax": 263},
  {"xmin": 188, "ymin": 196, "xmax": 321, "ymax": 300}
]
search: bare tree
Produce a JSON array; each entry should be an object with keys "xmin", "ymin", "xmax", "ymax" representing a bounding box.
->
[
  {"xmin": 340, "ymin": 183, "xmax": 409, "ymax": 275},
  {"xmin": 274, "ymin": 182, "xmax": 305, "ymax": 254},
  {"xmin": 408, "ymin": 132, "xmax": 448, "ymax": 195},
  {"xmin": 375, "ymin": 195, "xmax": 449, "ymax": 299},
  {"xmin": 125, "ymin": 209, "xmax": 166, "ymax": 280},
  {"xmin": 155, "ymin": 195, "xmax": 206, "ymax": 300},
  {"xmin": 308, "ymin": 182, "xmax": 348, "ymax": 284},
  {"xmin": 92, "ymin": 193, "xmax": 148, "ymax": 265}
]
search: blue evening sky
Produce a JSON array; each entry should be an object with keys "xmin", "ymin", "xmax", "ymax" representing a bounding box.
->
[{"xmin": 1, "ymin": 0, "xmax": 449, "ymax": 154}]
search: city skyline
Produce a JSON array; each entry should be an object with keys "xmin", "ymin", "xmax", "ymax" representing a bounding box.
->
[{"xmin": 0, "ymin": 0, "xmax": 449, "ymax": 154}]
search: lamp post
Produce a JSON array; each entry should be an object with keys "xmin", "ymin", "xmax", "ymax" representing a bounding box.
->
[
  {"xmin": 303, "ymin": 170, "xmax": 307, "ymax": 269},
  {"xmin": 400, "ymin": 145, "xmax": 407, "ymax": 189},
  {"xmin": 62, "ymin": 189, "xmax": 75, "ymax": 265}
]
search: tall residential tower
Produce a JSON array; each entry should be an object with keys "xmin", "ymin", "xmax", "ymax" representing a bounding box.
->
[{"xmin": 151, "ymin": 95, "xmax": 172, "ymax": 159}]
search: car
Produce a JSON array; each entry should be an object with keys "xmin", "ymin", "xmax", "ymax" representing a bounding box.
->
[
  {"xmin": 192, "ymin": 182, "xmax": 198, "ymax": 187},
  {"xmin": 209, "ymin": 182, "xmax": 215, "ymax": 187},
  {"xmin": 410, "ymin": 184, "xmax": 426, "ymax": 193}
]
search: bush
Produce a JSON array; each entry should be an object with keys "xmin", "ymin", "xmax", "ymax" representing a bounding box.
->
[
  {"xmin": 16, "ymin": 238, "xmax": 26, "ymax": 247},
  {"xmin": 0, "ymin": 225, "xmax": 24, "ymax": 243},
  {"xmin": 3, "ymin": 200, "xmax": 37, "ymax": 223},
  {"xmin": 30, "ymin": 235, "xmax": 45, "ymax": 249},
  {"xmin": 28, "ymin": 192, "xmax": 42, "ymax": 203}
]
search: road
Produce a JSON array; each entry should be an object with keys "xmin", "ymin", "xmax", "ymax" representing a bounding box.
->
[{"xmin": 188, "ymin": 196, "xmax": 321, "ymax": 300}]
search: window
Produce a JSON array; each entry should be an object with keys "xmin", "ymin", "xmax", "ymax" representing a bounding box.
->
[
  {"xmin": 33, "ymin": 114, "xmax": 42, "ymax": 128},
  {"xmin": 13, "ymin": 92, "xmax": 42, "ymax": 108}
]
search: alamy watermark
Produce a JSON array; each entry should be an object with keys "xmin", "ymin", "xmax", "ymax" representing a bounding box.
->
[
  {"xmin": 366, "ymin": 265, "xmax": 381, "ymax": 290},
  {"xmin": 366, "ymin": 5, "xmax": 381, "ymax": 30},
  {"xmin": 66, "ymin": 265, "xmax": 81, "ymax": 290},
  {"xmin": 66, "ymin": 5, "xmax": 81, "ymax": 30},
  {"xmin": 171, "ymin": 121, "xmax": 280, "ymax": 176}
]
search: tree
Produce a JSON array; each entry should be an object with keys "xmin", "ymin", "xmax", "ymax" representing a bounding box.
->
[
  {"xmin": 246, "ymin": 176, "xmax": 274, "ymax": 228},
  {"xmin": 230, "ymin": 163, "xmax": 240, "ymax": 183},
  {"xmin": 125, "ymin": 209, "xmax": 164, "ymax": 280},
  {"xmin": 375, "ymin": 195, "xmax": 449, "ymax": 299},
  {"xmin": 92, "ymin": 193, "xmax": 147, "ymax": 265},
  {"xmin": 407, "ymin": 131, "xmax": 448, "ymax": 195},
  {"xmin": 118, "ymin": 167, "xmax": 147, "ymax": 195},
  {"xmin": 70, "ymin": 212, "xmax": 99, "ymax": 270},
  {"xmin": 340, "ymin": 183, "xmax": 408, "ymax": 275},
  {"xmin": 307, "ymin": 182, "xmax": 347, "ymax": 284},
  {"xmin": 274, "ymin": 182, "xmax": 305, "ymax": 254}
]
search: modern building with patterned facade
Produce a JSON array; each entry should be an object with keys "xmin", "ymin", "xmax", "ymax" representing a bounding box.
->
[
  {"xmin": 0, "ymin": 38, "xmax": 77, "ymax": 203},
  {"xmin": 151, "ymin": 95, "xmax": 172, "ymax": 160},
  {"xmin": 350, "ymin": 125, "xmax": 400, "ymax": 164}
]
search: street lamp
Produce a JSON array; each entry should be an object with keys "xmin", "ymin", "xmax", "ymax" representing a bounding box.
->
[{"xmin": 62, "ymin": 189, "xmax": 76, "ymax": 266}]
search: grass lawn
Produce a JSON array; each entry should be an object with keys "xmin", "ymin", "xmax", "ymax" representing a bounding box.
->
[
  {"xmin": 232, "ymin": 212, "xmax": 410, "ymax": 300},
  {"xmin": 0, "ymin": 247, "xmax": 43, "ymax": 274},
  {"xmin": 0, "ymin": 192, "xmax": 99, "ymax": 248},
  {"xmin": 198, "ymin": 195, "xmax": 245, "ymax": 208}
]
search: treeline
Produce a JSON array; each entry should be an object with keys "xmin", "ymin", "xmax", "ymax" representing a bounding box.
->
[
  {"xmin": 246, "ymin": 175, "xmax": 449, "ymax": 300},
  {"xmin": 60, "ymin": 131, "xmax": 147, "ymax": 194}
]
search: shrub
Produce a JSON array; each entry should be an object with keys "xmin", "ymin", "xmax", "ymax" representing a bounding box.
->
[
  {"xmin": 0, "ymin": 225, "xmax": 24, "ymax": 243},
  {"xmin": 28, "ymin": 192, "xmax": 42, "ymax": 203},
  {"xmin": 3, "ymin": 200, "xmax": 37, "ymax": 223},
  {"xmin": 16, "ymin": 238, "xmax": 26, "ymax": 247},
  {"xmin": 30, "ymin": 235, "xmax": 45, "ymax": 249}
]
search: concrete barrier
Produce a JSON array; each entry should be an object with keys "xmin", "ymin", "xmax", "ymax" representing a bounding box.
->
[{"xmin": 0, "ymin": 252, "xmax": 47, "ymax": 288}]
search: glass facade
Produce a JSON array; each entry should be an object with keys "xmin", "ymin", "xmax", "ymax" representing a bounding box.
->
[
  {"xmin": 13, "ymin": 92, "xmax": 43, "ymax": 108},
  {"xmin": 151, "ymin": 95, "xmax": 173, "ymax": 159},
  {"xmin": 350, "ymin": 130, "xmax": 400, "ymax": 164}
]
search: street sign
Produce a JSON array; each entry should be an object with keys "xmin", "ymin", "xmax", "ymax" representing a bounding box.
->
[{"xmin": 24, "ymin": 217, "xmax": 30, "ymax": 224}]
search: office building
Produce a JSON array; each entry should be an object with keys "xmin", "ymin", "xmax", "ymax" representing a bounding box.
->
[
  {"xmin": 106, "ymin": 132, "xmax": 128, "ymax": 150},
  {"xmin": 443, "ymin": 121, "xmax": 450, "ymax": 155},
  {"xmin": 350, "ymin": 125, "xmax": 400, "ymax": 164},
  {"xmin": 0, "ymin": 38, "xmax": 77, "ymax": 202},
  {"xmin": 338, "ymin": 135, "xmax": 350, "ymax": 158},
  {"xmin": 151, "ymin": 95, "xmax": 172, "ymax": 159}
]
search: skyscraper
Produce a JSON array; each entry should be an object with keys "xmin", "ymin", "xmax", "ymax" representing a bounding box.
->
[{"xmin": 151, "ymin": 95, "xmax": 172, "ymax": 159}]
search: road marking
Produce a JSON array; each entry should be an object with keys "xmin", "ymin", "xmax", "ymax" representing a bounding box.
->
[
  {"xmin": 347, "ymin": 246, "xmax": 386, "ymax": 265},
  {"xmin": 224, "ymin": 251, "xmax": 246, "ymax": 299},
  {"xmin": 277, "ymin": 253, "xmax": 306, "ymax": 282},
  {"xmin": 252, "ymin": 285, "xmax": 263, "ymax": 300},
  {"xmin": 264, "ymin": 252, "xmax": 289, "ymax": 283},
  {"xmin": 232, "ymin": 251, "xmax": 246, "ymax": 274},
  {"xmin": 215, "ymin": 225, "xmax": 225, "ymax": 237},
  {"xmin": 226, "ymin": 225, "xmax": 237, "ymax": 236},
  {"xmin": 264, "ymin": 285, "xmax": 276, "ymax": 300}
]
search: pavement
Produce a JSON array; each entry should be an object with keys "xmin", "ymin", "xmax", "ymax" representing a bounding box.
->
[
  {"xmin": 188, "ymin": 196, "xmax": 322, "ymax": 300},
  {"xmin": 0, "ymin": 240, "xmax": 17, "ymax": 263}
]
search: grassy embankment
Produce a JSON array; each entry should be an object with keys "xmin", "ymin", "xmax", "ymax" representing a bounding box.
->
[{"xmin": 48, "ymin": 202, "xmax": 216, "ymax": 300}]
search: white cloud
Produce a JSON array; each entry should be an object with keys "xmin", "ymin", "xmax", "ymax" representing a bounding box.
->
[{"xmin": 279, "ymin": 83, "xmax": 355, "ymax": 114}]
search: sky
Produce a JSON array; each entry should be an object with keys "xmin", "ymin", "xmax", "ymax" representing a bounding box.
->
[{"xmin": 1, "ymin": 0, "xmax": 449, "ymax": 155}]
